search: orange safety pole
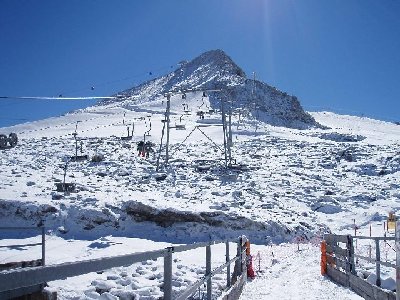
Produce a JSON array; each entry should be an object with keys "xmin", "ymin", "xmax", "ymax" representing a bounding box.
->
[
  {"xmin": 246, "ymin": 240, "xmax": 250, "ymax": 256},
  {"xmin": 321, "ymin": 240, "xmax": 327, "ymax": 275}
]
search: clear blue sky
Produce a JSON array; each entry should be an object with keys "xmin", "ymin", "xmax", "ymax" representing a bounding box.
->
[{"xmin": 1, "ymin": 0, "xmax": 399, "ymax": 127}]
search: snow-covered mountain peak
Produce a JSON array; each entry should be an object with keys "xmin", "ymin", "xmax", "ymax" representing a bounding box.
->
[
  {"xmin": 99, "ymin": 49, "xmax": 318, "ymax": 128},
  {"xmin": 175, "ymin": 49, "xmax": 246, "ymax": 85}
]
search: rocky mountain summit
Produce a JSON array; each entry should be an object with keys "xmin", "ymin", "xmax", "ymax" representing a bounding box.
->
[{"xmin": 101, "ymin": 49, "xmax": 318, "ymax": 128}]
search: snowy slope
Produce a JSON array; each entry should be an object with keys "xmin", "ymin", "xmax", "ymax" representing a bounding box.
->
[
  {"xmin": 1, "ymin": 106, "xmax": 399, "ymax": 298},
  {"xmin": 1, "ymin": 105, "xmax": 399, "ymax": 240},
  {"xmin": 100, "ymin": 50, "xmax": 317, "ymax": 128},
  {"xmin": 0, "ymin": 50, "xmax": 399, "ymax": 299},
  {"xmin": 240, "ymin": 243, "xmax": 363, "ymax": 300}
]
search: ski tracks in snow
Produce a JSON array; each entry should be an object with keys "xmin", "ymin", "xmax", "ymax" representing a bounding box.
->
[{"xmin": 240, "ymin": 243, "xmax": 362, "ymax": 300}]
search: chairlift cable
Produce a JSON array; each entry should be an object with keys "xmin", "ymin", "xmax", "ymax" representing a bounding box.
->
[
  {"xmin": 196, "ymin": 127, "xmax": 223, "ymax": 152},
  {"xmin": 169, "ymin": 127, "xmax": 198, "ymax": 158},
  {"xmin": 0, "ymin": 96, "xmax": 117, "ymax": 101},
  {"xmin": 49, "ymin": 64, "xmax": 176, "ymax": 96},
  {"xmin": 156, "ymin": 116, "xmax": 167, "ymax": 171}
]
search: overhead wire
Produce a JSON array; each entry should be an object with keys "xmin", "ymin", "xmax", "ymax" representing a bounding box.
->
[{"xmin": 48, "ymin": 64, "xmax": 176, "ymax": 97}]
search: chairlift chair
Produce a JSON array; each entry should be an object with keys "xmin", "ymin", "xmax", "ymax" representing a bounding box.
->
[
  {"xmin": 175, "ymin": 124, "xmax": 186, "ymax": 130},
  {"xmin": 182, "ymin": 103, "xmax": 190, "ymax": 114}
]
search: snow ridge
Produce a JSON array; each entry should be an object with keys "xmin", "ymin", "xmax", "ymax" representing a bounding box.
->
[{"xmin": 100, "ymin": 49, "xmax": 317, "ymax": 128}]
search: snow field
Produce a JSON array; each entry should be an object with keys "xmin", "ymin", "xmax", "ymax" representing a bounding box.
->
[{"xmin": 0, "ymin": 95, "xmax": 399, "ymax": 299}]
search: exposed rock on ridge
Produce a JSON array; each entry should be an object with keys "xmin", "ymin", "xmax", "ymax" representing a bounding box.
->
[{"xmin": 100, "ymin": 49, "xmax": 318, "ymax": 128}]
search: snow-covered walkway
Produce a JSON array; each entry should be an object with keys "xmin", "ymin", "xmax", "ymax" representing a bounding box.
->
[{"xmin": 239, "ymin": 243, "xmax": 362, "ymax": 300}]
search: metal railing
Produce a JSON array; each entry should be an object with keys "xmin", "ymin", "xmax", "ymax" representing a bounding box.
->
[
  {"xmin": 0, "ymin": 226, "xmax": 46, "ymax": 267},
  {"xmin": 352, "ymin": 235, "xmax": 396, "ymax": 287},
  {"xmin": 0, "ymin": 234, "xmax": 247, "ymax": 300}
]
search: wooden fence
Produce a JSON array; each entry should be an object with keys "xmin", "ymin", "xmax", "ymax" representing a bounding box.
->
[
  {"xmin": 324, "ymin": 233, "xmax": 396, "ymax": 300},
  {"xmin": 0, "ymin": 226, "xmax": 45, "ymax": 271},
  {"xmin": 0, "ymin": 230, "xmax": 248, "ymax": 300}
]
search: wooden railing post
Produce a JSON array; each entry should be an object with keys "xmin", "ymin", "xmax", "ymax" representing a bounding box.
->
[
  {"xmin": 41, "ymin": 226, "xmax": 45, "ymax": 266},
  {"xmin": 375, "ymin": 239, "xmax": 381, "ymax": 287},
  {"xmin": 241, "ymin": 236, "xmax": 246, "ymax": 274},
  {"xmin": 206, "ymin": 245, "xmax": 212, "ymax": 300},
  {"xmin": 164, "ymin": 247, "xmax": 173, "ymax": 300},
  {"xmin": 226, "ymin": 241, "xmax": 231, "ymax": 288},
  {"xmin": 235, "ymin": 237, "xmax": 242, "ymax": 277},
  {"xmin": 347, "ymin": 235, "xmax": 356, "ymax": 275}
]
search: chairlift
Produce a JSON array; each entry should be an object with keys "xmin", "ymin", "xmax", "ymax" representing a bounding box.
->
[
  {"xmin": 146, "ymin": 120, "xmax": 152, "ymax": 136},
  {"xmin": 175, "ymin": 114, "xmax": 186, "ymax": 130},
  {"xmin": 175, "ymin": 124, "xmax": 186, "ymax": 130},
  {"xmin": 196, "ymin": 111, "xmax": 205, "ymax": 120},
  {"xmin": 198, "ymin": 95, "xmax": 206, "ymax": 109},
  {"xmin": 182, "ymin": 103, "xmax": 190, "ymax": 114}
]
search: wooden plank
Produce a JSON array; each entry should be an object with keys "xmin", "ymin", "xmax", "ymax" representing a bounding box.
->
[
  {"xmin": 372, "ymin": 287, "xmax": 396, "ymax": 300},
  {"xmin": 325, "ymin": 234, "xmax": 349, "ymax": 244},
  {"xmin": 335, "ymin": 257, "xmax": 349, "ymax": 272},
  {"xmin": 0, "ymin": 242, "xmax": 42, "ymax": 249},
  {"xmin": 379, "ymin": 260, "xmax": 396, "ymax": 268},
  {"xmin": 220, "ymin": 272, "xmax": 247, "ymax": 300},
  {"xmin": 349, "ymin": 273, "xmax": 396, "ymax": 300},
  {"xmin": 326, "ymin": 265, "xmax": 349, "ymax": 287},
  {"xmin": 354, "ymin": 236, "xmax": 395, "ymax": 241},
  {"xmin": 0, "ymin": 284, "xmax": 44, "ymax": 299},
  {"xmin": 326, "ymin": 254, "xmax": 335, "ymax": 267},
  {"xmin": 349, "ymin": 273, "xmax": 373, "ymax": 296},
  {"xmin": 326, "ymin": 253, "xmax": 350, "ymax": 273},
  {"xmin": 326, "ymin": 244, "xmax": 349, "ymax": 259},
  {"xmin": 354, "ymin": 254, "xmax": 396, "ymax": 268},
  {"xmin": 324, "ymin": 234, "xmax": 337, "ymax": 246},
  {"xmin": 348, "ymin": 237, "xmax": 356, "ymax": 275},
  {"xmin": 0, "ymin": 259, "xmax": 42, "ymax": 271},
  {"xmin": 0, "ymin": 248, "xmax": 167, "ymax": 292}
]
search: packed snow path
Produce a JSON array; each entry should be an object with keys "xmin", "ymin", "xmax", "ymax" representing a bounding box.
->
[{"xmin": 240, "ymin": 243, "xmax": 362, "ymax": 300}]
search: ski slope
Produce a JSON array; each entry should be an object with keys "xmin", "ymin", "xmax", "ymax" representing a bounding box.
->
[{"xmin": 240, "ymin": 243, "xmax": 362, "ymax": 300}]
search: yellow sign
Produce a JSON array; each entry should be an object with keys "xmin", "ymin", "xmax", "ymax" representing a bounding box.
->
[{"xmin": 388, "ymin": 212, "xmax": 396, "ymax": 230}]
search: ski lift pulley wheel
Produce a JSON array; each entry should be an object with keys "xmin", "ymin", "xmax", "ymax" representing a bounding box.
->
[
  {"xmin": 0, "ymin": 135, "xmax": 7, "ymax": 148},
  {"xmin": 8, "ymin": 133, "xmax": 18, "ymax": 147}
]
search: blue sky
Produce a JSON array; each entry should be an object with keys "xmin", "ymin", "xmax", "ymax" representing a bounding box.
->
[{"xmin": 0, "ymin": 0, "xmax": 399, "ymax": 127}]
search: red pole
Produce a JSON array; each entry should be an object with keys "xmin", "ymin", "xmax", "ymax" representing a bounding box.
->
[{"xmin": 321, "ymin": 240, "xmax": 327, "ymax": 275}]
